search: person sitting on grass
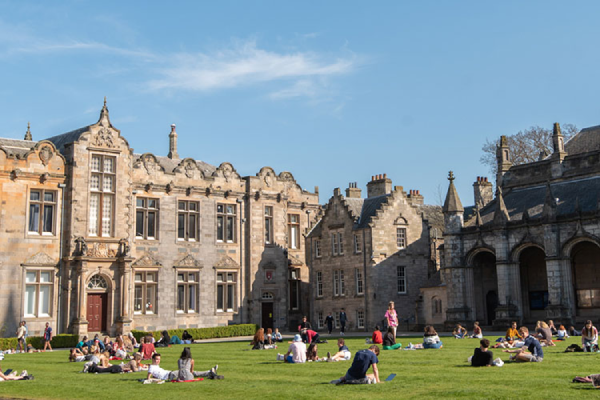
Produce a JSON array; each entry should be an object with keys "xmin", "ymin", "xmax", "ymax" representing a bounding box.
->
[
  {"xmin": 155, "ymin": 331, "xmax": 170, "ymax": 348},
  {"xmin": 139, "ymin": 335, "xmax": 156, "ymax": 360},
  {"xmin": 505, "ymin": 321, "xmax": 522, "ymax": 342},
  {"xmin": 69, "ymin": 347, "xmax": 86, "ymax": 362},
  {"xmin": 557, "ymin": 325, "xmax": 569, "ymax": 340},
  {"xmin": 423, "ymin": 325, "xmax": 443, "ymax": 349},
  {"xmin": 0, "ymin": 353, "xmax": 31, "ymax": 380},
  {"xmin": 471, "ymin": 338, "xmax": 493, "ymax": 367},
  {"xmin": 181, "ymin": 330, "xmax": 194, "ymax": 344},
  {"xmin": 177, "ymin": 347, "xmax": 221, "ymax": 380},
  {"xmin": 383, "ymin": 326, "xmax": 402, "ymax": 350},
  {"xmin": 368, "ymin": 325, "xmax": 383, "ymax": 345},
  {"xmin": 113, "ymin": 336, "xmax": 128, "ymax": 359},
  {"xmin": 327, "ymin": 338, "xmax": 352, "ymax": 361},
  {"xmin": 503, "ymin": 327, "xmax": 543, "ymax": 362},
  {"xmin": 76, "ymin": 336, "xmax": 88, "ymax": 350},
  {"xmin": 265, "ymin": 328, "xmax": 273, "ymax": 345},
  {"xmin": 26, "ymin": 344, "xmax": 40, "ymax": 353},
  {"xmin": 103, "ymin": 336, "xmax": 114, "ymax": 356},
  {"xmin": 127, "ymin": 332, "xmax": 139, "ymax": 348},
  {"xmin": 306, "ymin": 343, "xmax": 320, "ymax": 362},
  {"xmin": 252, "ymin": 328, "xmax": 265, "ymax": 350},
  {"xmin": 535, "ymin": 321, "xmax": 555, "ymax": 347},
  {"xmin": 453, "ymin": 324, "xmax": 467, "ymax": 339},
  {"xmin": 570, "ymin": 326, "xmax": 582, "ymax": 336},
  {"xmin": 470, "ymin": 321, "xmax": 483, "ymax": 339},
  {"xmin": 273, "ymin": 328, "xmax": 283, "ymax": 343},
  {"xmin": 581, "ymin": 320, "xmax": 598, "ymax": 352},
  {"xmin": 280, "ymin": 334, "xmax": 306, "ymax": 364},
  {"xmin": 330, "ymin": 345, "xmax": 380, "ymax": 385},
  {"xmin": 548, "ymin": 320, "xmax": 558, "ymax": 335},
  {"xmin": 123, "ymin": 352, "xmax": 148, "ymax": 372},
  {"xmin": 301, "ymin": 328, "xmax": 320, "ymax": 344}
]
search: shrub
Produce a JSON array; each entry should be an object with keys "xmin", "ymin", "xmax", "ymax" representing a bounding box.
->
[
  {"xmin": 0, "ymin": 334, "xmax": 78, "ymax": 350},
  {"xmin": 131, "ymin": 324, "xmax": 258, "ymax": 343}
]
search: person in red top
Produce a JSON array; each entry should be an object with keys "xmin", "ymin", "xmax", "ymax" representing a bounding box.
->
[
  {"xmin": 301, "ymin": 328, "xmax": 320, "ymax": 344},
  {"xmin": 371, "ymin": 325, "xmax": 383, "ymax": 344},
  {"xmin": 139, "ymin": 335, "xmax": 156, "ymax": 360}
]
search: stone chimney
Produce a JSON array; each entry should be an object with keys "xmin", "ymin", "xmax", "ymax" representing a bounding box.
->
[
  {"xmin": 496, "ymin": 135, "xmax": 512, "ymax": 187},
  {"xmin": 345, "ymin": 182, "xmax": 362, "ymax": 198},
  {"xmin": 168, "ymin": 124, "xmax": 179, "ymax": 159},
  {"xmin": 473, "ymin": 176, "xmax": 493, "ymax": 208},
  {"xmin": 366, "ymin": 174, "xmax": 392, "ymax": 198},
  {"xmin": 407, "ymin": 189, "xmax": 424, "ymax": 206}
]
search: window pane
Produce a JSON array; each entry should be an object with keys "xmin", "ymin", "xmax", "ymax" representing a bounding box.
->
[
  {"xmin": 217, "ymin": 204, "xmax": 224, "ymax": 213},
  {"xmin": 91, "ymin": 156, "xmax": 100, "ymax": 172},
  {"xmin": 146, "ymin": 273, "xmax": 155, "ymax": 282},
  {"xmin": 147, "ymin": 212, "xmax": 156, "ymax": 238},
  {"xmin": 189, "ymin": 285, "xmax": 196, "ymax": 311},
  {"xmin": 44, "ymin": 192, "xmax": 54, "ymax": 202},
  {"xmin": 39, "ymin": 285, "xmax": 50, "ymax": 315},
  {"xmin": 26, "ymin": 272, "xmax": 37, "ymax": 283},
  {"xmin": 177, "ymin": 273, "xmax": 184, "ymax": 282},
  {"xmin": 146, "ymin": 286, "xmax": 155, "ymax": 313},
  {"xmin": 103, "ymin": 176, "xmax": 113, "ymax": 192},
  {"xmin": 29, "ymin": 204, "xmax": 40, "ymax": 232},
  {"xmin": 226, "ymin": 205, "xmax": 234, "ymax": 214},
  {"xmin": 189, "ymin": 202, "xmax": 197, "ymax": 211},
  {"xmin": 226, "ymin": 217, "xmax": 234, "ymax": 241},
  {"xmin": 42, "ymin": 204, "xmax": 54, "ymax": 233},
  {"xmin": 136, "ymin": 198, "xmax": 145, "ymax": 207},
  {"xmin": 290, "ymin": 226, "xmax": 298, "ymax": 249},
  {"xmin": 217, "ymin": 216, "xmax": 224, "ymax": 240},
  {"xmin": 178, "ymin": 214, "xmax": 185, "ymax": 239},
  {"xmin": 136, "ymin": 211, "xmax": 145, "ymax": 237},
  {"xmin": 30, "ymin": 191, "xmax": 40, "ymax": 201},
  {"xmin": 189, "ymin": 215, "xmax": 197, "ymax": 240},
  {"xmin": 217, "ymin": 273, "xmax": 223, "ymax": 283},
  {"xmin": 101, "ymin": 195, "xmax": 113, "ymax": 236},
  {"xmin": 188, "ymin": 273, "xmax": 196, "ymax": 282},
  {"xmin": 178, "ymin": 201, "xmax": 186, "ymax": 210},
  {"xmin": 177, "ymin": 285, "xmax": 185, "ymax": 311},
  {"xmin": 89, "ymin": 193, "xmax": 99, "ymax": 236},
  {"xmin": 227, "ymin": 284, "xmax": 234, "ymax": 310},
  {"xmin": 227, "ymin": 273, "xmax": 234, "ymax": 282},
  {"xmin": 25, "ymin": 285, "xmax": 36, "ymax": 316},
  {"xmin": 148, "ymin": 199, "xmax": 156, "ymax": 208},
  {"xmin": 134, "ymin": 286, "xmax": 143, "ymax": 312},
  {"xmin": 40, "ymin": 272, "xmax": 51, "ymax": 283},
  {"xmin": 103, "ymin": 157, "xmax": 114, "ymax": 173},
  {"xmin": 134, "ymin": 273, "xmax": 142, "ymax": 282},
  {"xmin": 90, "ymin": 174, "xmax": 100, "ymax": 190},
  {"xmin": 217, "ymin": 285, "xmax": 224, "ymax": 310}
]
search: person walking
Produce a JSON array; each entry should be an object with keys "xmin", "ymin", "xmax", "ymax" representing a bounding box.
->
[
  {"xmin": 340, "ymin": 309, "xmax": 347, "ymax": 336},
  {"xmin": 16, "ymin": 322, "xmax": 26, "ymax": 353},
  {"xmin": 384, "ymin": 301, "xmax": 398, "ymax": 337},
  {"xmin": 42, "ymin": 322, "xmax": 53, "ymax": 352},
  {"xmin": 325, "ymin": 312, "xmax": 334, "ymax": 334}
]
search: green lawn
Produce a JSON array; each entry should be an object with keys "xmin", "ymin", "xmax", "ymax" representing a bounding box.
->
[{"xmin": 0, "ymin": 336, "xmax": 598, "ymax": 399}]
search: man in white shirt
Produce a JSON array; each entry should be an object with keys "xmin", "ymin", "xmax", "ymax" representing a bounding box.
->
[
  {"xmin": 284, "ymin": 334, "xmax": 307, "ymax": 363},
  {"xmin": 147, "ymin": 354, "xmax": 178, "ymax": 381}
]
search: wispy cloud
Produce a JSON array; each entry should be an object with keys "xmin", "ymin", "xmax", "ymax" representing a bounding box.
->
[{"xmin": 147, "ymin": 40, "xmax": 357, "ymax": 99}]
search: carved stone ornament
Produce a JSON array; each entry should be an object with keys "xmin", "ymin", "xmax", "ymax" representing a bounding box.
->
[
  {"xmin": 175, "ymin": 254, "xmax": 202, "ymax": 268},
  {"xmin": 185, "ymin": 160, "xmax": 196, "ymax": 179},
  {"xmin": 166, "ymin": 181, "xmax": 174, "ymax": 194},
  {"xmin": 39, "ymin": 173, "xmax": 50, "ymax": 183},
  {"xmin": 132, "ymin": 253, "xmax": 162, "ymax": 268},
  {"xmin": 214, "ymin": 255, "xmax": 240, "ymax": 269},
  {"xmin": 88, "ymin": 242, "xmax": 117, "ymax": 258},
  {"xmin": 264, "ymin": 173, "xmax": 273, "ymax": 187},
  {"xmin": 74, "ymin": 237, "xmax": 88, "ymax": 256},
  {"xmin": 118, "ymin": 238, "xmax": 130, "ymax": 257},
  {"xmin": 279, "ymin": 172, "xmax": 294, "ymax": 182},
  {"xmin": 24, "ymin": 252, "xmax": 56, "ymax": 265},
  {"xmin": 142, "ymin": 155, "xmax": 157, "ymax": 175},
  {"xmin": 94, "ymin": 127, "xmax": 115, "ymax": 148},
  {"xmin": 39, "ymin": 145, "xmax": 53, "ymax": 166}
]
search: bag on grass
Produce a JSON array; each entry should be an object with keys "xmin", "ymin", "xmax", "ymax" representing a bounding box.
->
[
  {"xmin": 493, "ymin": 357, "xmax": 504, "ymax": 367},
  {"xmin": 565, "ymin": 344, "xmax": 583, "ymax": 353}
]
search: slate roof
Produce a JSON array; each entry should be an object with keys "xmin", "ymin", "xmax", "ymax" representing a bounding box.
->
[
  {"xmin": 565, "ymin": 125, "xmax": 600, "ymax": 155},
  {"xmin": 465, "ymin": 175, "xmax": 600, "ymax": 227},
  {"xmin": 45, "ymin": 126, "xmax": 91, "ymax": 155},
  {"xmin": 421, "ymin": 205, "xmax": 444, "ymax": 232},
  {"xmin": 0, "ymin": 138, "xmax": 37, "ymax": 157},
  {"xmin": 355, "ymin": 194, "xmax": 391, "ymax": 229},
  {"xmin": 343, "ymin": 198, "xmax": 364, "ymax": 220}
]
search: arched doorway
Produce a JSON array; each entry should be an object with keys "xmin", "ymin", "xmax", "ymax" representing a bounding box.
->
[
  {"xmin": 472, "ymin": 251, "xmax": 498, "ymax": 325},
  {"xmin": 86, "ymin": 274, "xmax": 109, "ymax": 332},
  {"xmin": 519, "ymin": 247, "xmax": 548, "ymax": 321},
  {"xmin": 571, "ymin": 241, "xmax": 600, "ymax": 318}
]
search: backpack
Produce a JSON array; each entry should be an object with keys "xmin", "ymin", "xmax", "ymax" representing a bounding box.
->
[{"xmin": 565, "ymin": 344, "xmax": 583, "ymax": 352}]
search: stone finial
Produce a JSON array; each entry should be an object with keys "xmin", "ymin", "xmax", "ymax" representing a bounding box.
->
[
  {"xmin": 475, "ymin": 205, "xmax": 482, "ymax": 228},
  {"xmin": 97, "ymin": 97, "xmax": 111, "ymax": 127},
  {"xmin": 542, "ymin": 181, "xmax": 557, "ymax": 221},
  {"xmin": 443, "ymin": 171, "xmax": 464, "ymax": 213},
  {"xmin": 552, "ymin": 122, "xmax": 566, "ymax": 157},
  {"xmin": 492, "ymin": 186, "xmax": 510, "ymax": 225},
  {"xmin": 168, "ymin": 124, "xmax": 179, "ymax": 159},
  {"xmin": 24, "ymin": 122, "xmax": 32, "ymax": 141}
]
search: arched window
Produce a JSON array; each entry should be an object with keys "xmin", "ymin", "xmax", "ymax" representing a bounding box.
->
[
  {"xmin": 432, "ymin": 297, "xmax": 442, "ymax": 315},
  {"xmin": 87, "ymin": 274, "xmax": 108, "ymax": 290}
]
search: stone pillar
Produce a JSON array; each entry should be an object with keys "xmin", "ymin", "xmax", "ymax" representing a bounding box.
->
[
  {"xmin": 116, "ymin": 261, "xmax": 133, "ymax": 335},
  {"xmin": 71, "ymin": 262, "xmax": 89, "ymax": 336},
  {"xmin": 493, "ymin": 261, "xmax": 522, "ymax": 327},
  {"xmin": 545, "ymin": 257, "xmax": 574, "ymax": 325},
  {"xmin": 444, "ymin": 266, "xmax": 473, "ymax": 327}
]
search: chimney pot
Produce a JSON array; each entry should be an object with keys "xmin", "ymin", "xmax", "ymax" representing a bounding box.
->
[
  {"xmin": 417, "ymin": 190, "xmax": 420, "ymax": 195},
  {"xmin": 384, "ymin": 173, "xmax": 387, "ymax": 179}
]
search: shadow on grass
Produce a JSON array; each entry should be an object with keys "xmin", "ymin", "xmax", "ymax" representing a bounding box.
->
[{"xmin": 570, "ymin": 385, "xmax": 598, "ymax": 391}]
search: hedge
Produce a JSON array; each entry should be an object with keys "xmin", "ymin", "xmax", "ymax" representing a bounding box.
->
[
  {"xmin": 0, "ymin": 334, "xmax": 79, "ymax": 350},
  {"xmin": 131, "ymin": 324, "xmax": 259, "ymax": 342}
]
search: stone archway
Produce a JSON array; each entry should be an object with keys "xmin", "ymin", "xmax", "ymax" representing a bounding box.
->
[
  {"xmin": 571, "ymin": 241, "xmax": 600, "ymax": 319},
  {"xmin": 519, "ymin": 247, "xmax": 548, "ymax": 322},
  {"xmin": 472, "ymin": 251, "xmax": 498, "ymax": 325}
]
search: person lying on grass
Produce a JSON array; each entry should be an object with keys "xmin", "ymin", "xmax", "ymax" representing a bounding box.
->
[
  {"xmin": 0, "ymin": 353, "xmax": 31, "ymax": 380},
  {"xmin": 123, "ymin": 352, "xmax": 147, "ymax": 372},
  {"xmin": 330, "ymin": 345, "xmax": 380, "ymax": 385},
  {"xmin": 572, "ymin": 374, "xmax": 600, "ymax": 388},
  {"xmin": 503, "ymin": 327, "xmax": 543, "ymax": 362},
  {"xmin": 471, "ymin": 338, "xmax": 493, "ymax": 367},
  {"xmin": 327, "ymin": 338, "xmax": 352, "ymax": 361},
  {"xmin": 280, "ymin": 334, "xmax": 306, "ymax": 363},
  {"xmin": 181, "ymin": 330, "xmax": 194, "ymax": 345},
  {"xmin": 383, "ymin": 326, "xmax": 401, "ymax": 350},
  {"xmin": 147, "ymin": 352, "xmax": 220, "ymax": 381}
]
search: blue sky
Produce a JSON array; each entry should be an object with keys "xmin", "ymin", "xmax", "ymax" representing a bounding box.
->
[{"xmin": 2, "ymin": 1, "xmax": 600, "ymax": 206}]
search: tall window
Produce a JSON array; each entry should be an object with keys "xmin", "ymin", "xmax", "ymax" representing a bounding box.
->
[
  {"xmin": 289, "ymin": 268, "xmax": 300, "ymax": 310},
  {"xmin": 355, "ymin": 268, "xmax": 364, "ymax": 295},
  {"xmin": 318, "ymin": 312, "xmax": 324, "ymax": 329},
  {"xmin": 217, "ymin": 204, "xmax": 236, "ymax": 243},
  {"xmin": 353, "ymin": 234, "xmax": 362, "ymax": 254},
  {"xmin": 314, "ymin": 240, "xmax": 321, "ymax": 258},
  {"xmin": 28, "ymin": 190, "xmax": 56, "ymax": 235},
  {"xmin": 217, "ymin": 272, "xmax": 236, "ymax": 311},
  {"xmin": 333, "ymin": 270, "xmax": 344, "ymax": 296},
  {"xmin": 316, "ymin": 271, "xmax": 323, "ymax": 297},
  {"xmin": 265, "ymin": 206, "xmax": 273, "ymax": 244},
  {"xmin": 432, "ymin": 297, "xmax": 442, "ymax": 315},
  {"xmin": 288, "ymin": 214, "xmax": 300, "ymax": 249},
  {"xmin": 397, "ymin": 266, "xmax": 407, "ymax": 294},
  {"xmin": 178, "ymin": 200, "xmax": 199, "ymax": 241},
  {"xmin": 89, "ymin": 154, "xmax": 115, "ymax": 237},
  {"xmin": 338, "ymin": 232, "xmax": 344, "ymax": 255},
  {"xmin": 25, "ymin": 270, "xmax": 52, "ymax": 317},
  {"xmin": 134, "ymin": 271, "xmax": 157, "ymax": 314},
  {"xmin": 177, "ymin": 272, "xmax": 199, "ymax": 313},
  {"xmin": 357, "ymin": 310, "xmax": 365, "ymax": 328},
  {"xmin": 331, "ymin": 233, "xmax": 338, "ymax": 256},
  {"xmin": 340, "ymin": 269, "xmax": 345, "ymax": 296},
  {"xmin": 396, "ymin": 227, "xmax": 407, "ymax": 249},
  {"xmin": 136, "ymin": 198, "xmax": 158, "ymax": 240}
]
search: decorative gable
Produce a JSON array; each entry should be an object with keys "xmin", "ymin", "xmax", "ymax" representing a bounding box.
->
[
  {"xmin": 214, "ymin": 255, "xmax": 240, "ymax": 269},
  {"xmin": 22, "ymin": 252, "xmax": 56, "ymax": 266},
  {"xmin": 132, "ymin": 253, "xmax": 162, "ymax": 268},
  {"xmin": 174, "ymin": 254, "xmax": 202, "ymax": 268}
]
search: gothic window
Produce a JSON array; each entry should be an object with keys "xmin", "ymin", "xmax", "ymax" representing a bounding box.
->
[
  {"xmin": 87, "ymin": 274, "xmax": 108, "ymax": 290},
  {"xmin": 134, "ymin": 272, "xmax": 157, "ymax": 314},
  {"xmin": 28, "ymin": 190, "xmax": 56, "ymax": 235},
  {"xmin": 136, "ymin": 198, "xmax": 159, "ymax": 240},
  {"xmin": 25, "ymin": 270, "xmax": 53, "ymax": 317},
  {"xmin": 265, "ymin": 206, "xmax": 273, "ymax": 244},
  {"xmin": 217, "ymin": 204, "xmax": 236, "ymax": 243},
  {"xmin": 89, "ymin": 154, "xmax": 115, "ymax": 237},
  {"xmin": 178, "ymin": 200, "xmax": 199, "ymax": 241}
]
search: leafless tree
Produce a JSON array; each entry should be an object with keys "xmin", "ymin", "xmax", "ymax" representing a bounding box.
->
[{"xmin": 480, "ymin": 124, "xmax": 578, "ymax": 175}]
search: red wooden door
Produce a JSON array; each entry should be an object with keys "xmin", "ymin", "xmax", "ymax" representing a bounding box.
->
[{"xmin": 87, "ymin": 293, "xmax": 107, "ymax": 332}]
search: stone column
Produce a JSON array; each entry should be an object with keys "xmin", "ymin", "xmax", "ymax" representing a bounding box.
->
[
  {"xmin": 72, "ymin": 262, "xmax": 89, "ymax": 336},
  {"xmin": 116, "ymin": 261, "xmax": 133, "ymax": 335},
  {"xmin": 545, "ymin": 256, "xmax": 574, "ymax": 324},
  {"xmin": 494, "ymin": 261, "xmax": 522, "ymax": 327}
]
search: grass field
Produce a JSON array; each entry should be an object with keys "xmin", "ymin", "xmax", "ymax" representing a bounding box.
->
[{"xmin": 0, "ymin": 335, "xmax": 599, "ymax": 399}]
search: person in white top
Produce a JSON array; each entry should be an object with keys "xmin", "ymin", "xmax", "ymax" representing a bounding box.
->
[
  {"xmin": 16, "ymin": 322, "xmax": 26, "ymax": 353},
  {"xmin": 282, "ymin": 334, "xmax": 306, "ymax": 363},
  {"xmin": 147, "ymin": 354, "xmax": 178, "ymax": 381}
]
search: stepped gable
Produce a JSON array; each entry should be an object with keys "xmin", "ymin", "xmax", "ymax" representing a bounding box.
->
[
  {"xmin": 343, "ymin": 197, "xmax": 365, "ymax": 221},
  {"xmin": 355, "ymin": 194, "xmax": 391, "ymax": 229},
  {"xmin": 464, "ymin": 176, "xmax": 600, "ymax": 227}
]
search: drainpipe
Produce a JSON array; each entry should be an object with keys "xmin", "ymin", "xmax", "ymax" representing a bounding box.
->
[
  {"xmin": 362, "ymin": 228, "xmax": 369, "ymax": 332},
  {"xmin": 57, "ymin": 182, "xmax": 67, "ymax": 335},
  {"xmin": 236, "ymin": 198, "xmax": 244, "ymax": 324}
]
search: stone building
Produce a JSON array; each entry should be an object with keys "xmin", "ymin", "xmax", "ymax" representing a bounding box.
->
[
  {"xmin": 306, "ymin": 175, "xmax": 442, "ymax": 332},
  {"xmin": 442, "ymin": 123, "xmax": 600, "ymax": 328},
  {"xmin": 0, "ymin": 101, "xmax": 319, "ymax": 337}
]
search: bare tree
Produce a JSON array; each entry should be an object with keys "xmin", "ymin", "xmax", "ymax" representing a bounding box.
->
[{"xmin": 480, "ymin": 124, "xmax": 578, "ymax": 175}]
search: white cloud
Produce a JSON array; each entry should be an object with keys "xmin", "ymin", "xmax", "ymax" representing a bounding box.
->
[{"xmin": 146, "ymin": 40, "xmax": 357, "ymax": 97}]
